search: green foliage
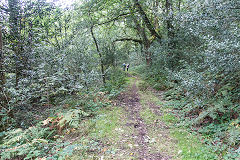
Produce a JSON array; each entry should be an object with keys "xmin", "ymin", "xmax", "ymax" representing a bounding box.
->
[
  {"xmin": 0, "ymin": 91, "xmax": 111, "ymax": 160},
  {"xmin": 0, "ymin": 72, "xmax": 114, "ymax": 159},
  {"xmin": 133, "ymin": 0, "xmax": 240, "ymax": 157},
  {"xmin": 161, "ymin": 113, "xmax": 177, "ymax": 124},
  {"xmin": 138, "ymin": 81, "xmax": 150, "ymax": 91},
  {"xmin": 0, "ymin": 0, "xmax": 239, "ymax": 159},
  {"xmin": 55, "ymin": 109, "xmax": 89, "ymax": 129},
  {"xmin": 134, "ymin": 64, "xmax": 169, "ymax": 91},
  {"xmin": 171, "ymin": 130, "xmax": 218, "ymax": 160},
  {"xmin": 0, "ymin": 124, "xmax": 54, "ymax": 159},
  {"xmin": 0, "ymin": 124, "xmax": 79, "ymax": 160},
  {"xmin": 103, "ymin": 67, "xmax": 127, "ymax": 98},
  {"xmin": 163, "ymin": 94, "xmax": 240, "ymax": 159}
]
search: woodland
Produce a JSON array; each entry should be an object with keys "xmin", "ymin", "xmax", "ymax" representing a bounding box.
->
[{"xmin": 0, "ymin": 0, "xmax": 239, "ymax": 159}]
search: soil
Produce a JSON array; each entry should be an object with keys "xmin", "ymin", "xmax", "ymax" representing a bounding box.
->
[{"xmin": 116, "ymin": 78, "xmax": 171, "ymax": 160}]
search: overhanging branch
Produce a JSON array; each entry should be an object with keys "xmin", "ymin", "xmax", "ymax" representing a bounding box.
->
[
  {"xmin": 95, "ymin": 12, "xmax": 133, "ymax": 26},
  {"xmin": 113, "ymin": 38, "xmax": 142, "ymax": 44},
  {"xmin": 133, "ymin": 0, "xmax": 162, "ymax": 41}
]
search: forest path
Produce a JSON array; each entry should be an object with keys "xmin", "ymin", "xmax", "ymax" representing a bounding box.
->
[
  {"xmin": 72, "ymin": 75, "xmax": 180, "ymax": 160},
  {"xmin": 113, "ymin": 76, "xmax": 179, "ymax": 160}
]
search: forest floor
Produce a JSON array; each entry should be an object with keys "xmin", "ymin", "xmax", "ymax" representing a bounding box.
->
[
  {"xmin": 112, "ymin": 76, "xmax": 179, "ymax": 160},
  {"xmin": 71, "ymin": 75, "xmax": 212, "ymax": 160}
]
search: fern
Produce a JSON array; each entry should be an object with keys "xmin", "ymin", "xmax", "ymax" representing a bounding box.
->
[
  {"xmin": 58, "ymin": 109, "xmax": 89, "ymax": 129},
  {"xmin": 0, "ymin": 125, "xmax": 54, "ymax": 159}
]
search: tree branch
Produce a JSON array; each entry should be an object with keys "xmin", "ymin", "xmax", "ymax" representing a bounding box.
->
[
  {"xmin": 230, "ymin": 8, "xmax": 240, "ymax": 9},
  {"xmin": 95, "ymin": 12, "xmax": 133, "ymax": 26},
  {"xmin": 90, "ymin": 25, "xmax": 106, "ymax": 84},
  {"xmin": 133, "ymin": 0, "xmax": 162, "ymax": 41},
  {"xmin": 113, "ymin": 38, "xmax": 143, "ymax": 44},
  {"xmin": 0, "ymin": 6, "xmax": 9, "ymax": 13}
]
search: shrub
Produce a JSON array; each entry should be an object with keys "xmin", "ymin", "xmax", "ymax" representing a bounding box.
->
[{"xmin": 102, "ymin": 67, "xmax": 127, "ymax": 98}]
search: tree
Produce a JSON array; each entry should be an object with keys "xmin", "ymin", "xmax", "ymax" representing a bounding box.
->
[
  {"xmin": 78, "ymin": 0, "xmax": 164, "ymax": 66},
  {"xmin": 0, "ymin": 25, "xmax": 5, "ymax": 104},
  {"xmin": 8, "ymin": 0, "xmax": 21, "ymax": 86},
  {"xmin": 133, "ymin": 0, "xmax": 162, "ymax": 41},
  {"xmin": 0, "ymin": 26, "xmax": 4, "ymax": 88},
  {"xmin": 90, "ymin": 25, "xmax": 106, "ymax": 84},
  {"xmin": 165, "ymin": 0, "xmax": 174, "ymax": 49}
]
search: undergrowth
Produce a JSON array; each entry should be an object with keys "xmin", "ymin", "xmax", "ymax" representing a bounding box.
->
[
  {"xmin": 134, "ymin": 65, "xmax": 240, "ymax": 160},
  {"xmin": 69, "ymin": 106, "xmax": 133, "ymax": 160},
  {"xmin": 133, "ymin": 65, "xmax": 168, "ymax": 91},
  {"xmin": 0, "ymin": 91, "xmax": 109, "ymax": 160},
  {"xmin": 0, "ymin": 68, "xmax": 127, "ymax": 160},
  {"xmin": 163, "ymin": 93, "xmax": 240, "ymax": 160},
  {"xmin": 138, "ymin": 82, "xmax": 218, "ymax": 160}
]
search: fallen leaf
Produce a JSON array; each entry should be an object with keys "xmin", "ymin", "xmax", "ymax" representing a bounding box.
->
[{"xmin": 102, "ymin": 148, "xmax": 107, "ymax": 152}]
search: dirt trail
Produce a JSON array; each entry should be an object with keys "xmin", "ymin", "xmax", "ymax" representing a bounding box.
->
[{"xmin": 116, "ymin": 78, "xmax": 171, "ymax": 160}]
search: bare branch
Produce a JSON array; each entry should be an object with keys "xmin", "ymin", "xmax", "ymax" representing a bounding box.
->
[{"xmin": 113, "ymin": 38, "xmax": 143, "ymax": 44}]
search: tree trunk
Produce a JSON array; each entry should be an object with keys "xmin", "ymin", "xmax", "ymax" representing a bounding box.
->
[
  {"xmin": 144, "ymin": 42, "xmax": 152, "ymax": 66},
  {"xmin": 154, "ymin": 0, "xmax": 159, "ymax": 29},
  {"xmin": 90, "ymin": 26, "xmax": 106, "ymax": 84},
  {"xmin": 0, "ymin": 26, "xmax": 5, "ymax": 92},
  {"xmin": 166, "ymin": 0, "xmax": 175, "ymax": 47},
  {"xmin": 0, "ymin": 25, "xmax": 6, "ymax": 127},
  {"xmin": 134, "ymin": 18, "xmax": 152, "ymax": 66},
  {"xmin": 8, "ymin": 0, "xmax": 21, "ymax": 87},
  {"xmin": 166, "ymin": 0, "xmax": 177, "ymax": 69},
  {"xmin": 25, "ymin": 21, "xmax": 33, "ymax": 74},
  {"xmin": 133, "ymin": 0, "xmax": 162, "ymax": 41},
  {"xmin": 178, "ymin": 0, "xmax": 181, "ymax": 11}
]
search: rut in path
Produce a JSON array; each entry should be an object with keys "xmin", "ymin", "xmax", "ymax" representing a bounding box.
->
[{"xmin": 117, "ymin": 78, "xmax": 171, "ymax": 160}]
